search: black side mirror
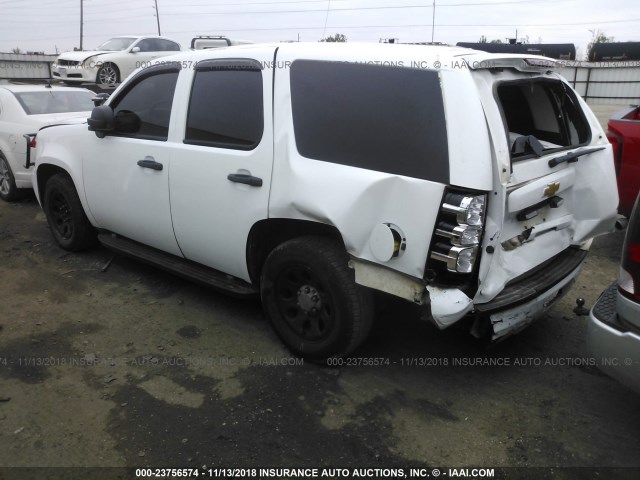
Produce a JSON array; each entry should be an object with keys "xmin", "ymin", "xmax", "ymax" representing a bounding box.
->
[
  {"xmin": 88, "ymin": 105, "xmax": 114, "ymax": 138},
  {"xmin": 114, "ymin": 110, "xmax": 141, "ymax": 134},
  {"xmin": 91, "ymin": 93, "xmax": 110, "ymax": 107}
]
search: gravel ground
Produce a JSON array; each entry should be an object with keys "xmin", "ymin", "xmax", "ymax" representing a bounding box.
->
[{"xmin": 0, "ymin": 190, "xmax": 638, "ymax": 479}]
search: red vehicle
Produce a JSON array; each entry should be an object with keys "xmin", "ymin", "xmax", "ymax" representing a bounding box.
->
[{"xmin": 607, "ymin": 106, "xmax": 640, "ymax": 217}]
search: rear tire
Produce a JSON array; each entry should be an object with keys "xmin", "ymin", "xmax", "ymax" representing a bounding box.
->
[
  {"xmin": 0, "ymin": 153, "xmax": 19, "ymax": 202},
  {"xmin": 260, "ymin": 236, "xmax": 373, "ymax": 361},
  {"xmin": 43, "ymin": 174, "xmax": 97, "ymax": 251}
]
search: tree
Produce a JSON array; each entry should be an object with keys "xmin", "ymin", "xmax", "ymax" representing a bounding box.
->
[
  {"xmin": 320, "ymin": 33, "xmax": 347, "ymax": 43},
  {"xmin": 490, "ymin": 39, "xmax": 503, "ymax": 44},
  {"xmin": 11, "ymin": 47, "xmax": 22, "ymax": 54},
  {"xmin": 587, "ymin": 29, "xmax": 614, "ymax": 61},
  {"xmin": 478, "ymin": 35, "xmax": 487, "ymax": 43}
]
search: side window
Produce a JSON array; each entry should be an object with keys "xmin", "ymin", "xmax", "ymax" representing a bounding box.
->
[
  {"xmin": 136, "ymin": 39, "xmax": 156, "ymax": 52},
  {"xmin": 290, "ymin": 60, "xmax": 449, "ymax": 184},
  {"xmin": 110, "ymin": 69, "xmax": 179, "ymax": 141},
  {"xmin": 184, "ymin": 62, "xmax": 263, "ymax": 150},
  {"xmin": 156, "ymin": 39, "xmax": 180, "ymax": 51}
]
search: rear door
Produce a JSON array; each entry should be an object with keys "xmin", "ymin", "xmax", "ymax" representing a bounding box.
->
[
  {"xmin": 168, "ymin": 50, "xmax": 276, "ymax": 282},
  {"xmin": 465, "ymin": 56, "xmax": 618, "ymax": 303}
]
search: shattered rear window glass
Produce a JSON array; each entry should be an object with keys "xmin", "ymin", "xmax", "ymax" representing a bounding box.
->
[{"xmin": 497, "ymin": 79, "xmax": 590, "ymax": 159}]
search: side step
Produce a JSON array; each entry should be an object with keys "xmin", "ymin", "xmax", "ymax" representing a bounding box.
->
[{"xmin": 98, "ymin": 234, "xmax": 258, "ymax": 298}]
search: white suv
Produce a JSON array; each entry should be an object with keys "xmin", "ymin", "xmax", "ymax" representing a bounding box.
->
[{"xmin": 32, "ymin": 43, "xmax": 618, "ymax": 360}]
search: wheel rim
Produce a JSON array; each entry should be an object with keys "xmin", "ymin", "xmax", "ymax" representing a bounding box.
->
[
  {"xmin": 274, "ymin": 264, "xmax": 336, "ymax": 342},
  {"xmin": 50, "ymin": 191, "xmax": 74, "ymax": 239},
  {"xmin": 0, "ymin": 158, "xmax": 10, "ymax": 196},
  {"xmin": 98, "ymin": 65, "xmax": 117, "ymax": 85}
]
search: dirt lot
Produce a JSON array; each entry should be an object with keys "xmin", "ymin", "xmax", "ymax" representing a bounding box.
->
[{"xmin": 1, "ymin": 193, "xmax": 639, "ymax": 478}]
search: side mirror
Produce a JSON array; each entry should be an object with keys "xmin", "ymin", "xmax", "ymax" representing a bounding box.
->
[
  {"xmin": 91, "ymin": 92, "xmax": 110, "ymax": 107},
  {"xmin": 87, "ymin": 105, "xmax": 114, "ymax": 138},
  {"xmin": 131, "ymin": 46, "xmax": 141, "ymax": 53},
  {"xmin": 114, "ymin": 110, "xmax": 141, "ymax": 134}
]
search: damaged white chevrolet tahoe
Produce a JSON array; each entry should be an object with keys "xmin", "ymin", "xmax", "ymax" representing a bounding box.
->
[{"xmin": 31, "ymin": 43, "xmax": 618, "ymax": 360}]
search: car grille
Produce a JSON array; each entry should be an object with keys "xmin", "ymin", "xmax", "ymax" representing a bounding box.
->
[{"xmin": 57, "ymin": 59, "xmax": 81, "ymax": 67}]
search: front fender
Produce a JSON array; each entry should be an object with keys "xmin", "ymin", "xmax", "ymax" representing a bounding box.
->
[{"xmin": 33, "ymin": 125, "xmax": 98, "ymax": 227}]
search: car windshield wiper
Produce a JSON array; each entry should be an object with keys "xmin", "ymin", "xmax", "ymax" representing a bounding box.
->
[{"xmin": 548, "ymin": 146, "xmax": 606, "ymax": 168}]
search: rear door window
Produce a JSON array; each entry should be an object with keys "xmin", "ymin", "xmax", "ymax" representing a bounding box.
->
[
  {"xmin": 497, "ymin": 79, "xmax": 590, "ymax": 160},
  {"xmin": 184, "ymin": 59, "xmax": 263, "ymax": 150}
]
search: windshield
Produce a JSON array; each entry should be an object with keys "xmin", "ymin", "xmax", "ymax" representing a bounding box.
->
[
  {"xmin": 96, "ymin": 37, "xmax": 136, "ymax": 51},
  {"xmin": 15, "ymin": 91, "xmax": 95, "ymax": 115},
  {"xmin": 497, "ymin": 79, "xmax": 590, "ymax": 160}
]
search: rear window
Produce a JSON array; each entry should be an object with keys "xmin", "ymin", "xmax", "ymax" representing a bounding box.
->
[
  {"xmin": 497, "ymin": 79, "xmax": 590, "ymax": 160},
  {"xmin": 290, "ymin": 60, "xmax": 449, "ymax": 184},
  {"xmin": 15, "ymin": 91, "xmax": 94, "ymax": 115}
]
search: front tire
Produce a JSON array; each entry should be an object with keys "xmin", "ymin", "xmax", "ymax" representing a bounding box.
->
[
  {"xmin": 260, "ymin": 236, "xmax": 373, "ymax": 361},
  {"xmin": 0, "ymin": 153, "xmax": 18, "ymax": 202},
  {"xmin": 96, "ymin": 63, "xmax": 119, "ymax": 85},
  {"xmin": 43, "ymin": 174, "xmax": 96, "ymax": 251}
]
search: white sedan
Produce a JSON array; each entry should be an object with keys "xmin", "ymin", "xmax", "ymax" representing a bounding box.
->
[
  {"xmin": 0, "ymin": 84, "xmax": 94, "ymax": 201},
  {"xmin": 51, "ymin": 36, "xmax": 182, "ymax": 86}
]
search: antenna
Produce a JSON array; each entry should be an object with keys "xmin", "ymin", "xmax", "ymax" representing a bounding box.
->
[
  {"xmin": 80, "ymin": 0, "xmax": 83, "ymax": 50},
  {"xmin": 431, "ymin": 0, "xmax": 436, "ymax": 43},
  {"xmin": 154, "ymin": 0, "xmax": 161, "ymax": 36}
]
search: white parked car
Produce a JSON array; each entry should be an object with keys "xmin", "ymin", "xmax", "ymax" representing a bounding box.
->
[
  {"xmin": 51, "ymin": 36, "xmax": 181, "ymax": 86},
  {"xmin": 0, "ymin": 84, "xmax": 94, "ymax": 202},
  {"xmin": 32, "ymin": 44, "xmax": 618, "ymax": 360}
]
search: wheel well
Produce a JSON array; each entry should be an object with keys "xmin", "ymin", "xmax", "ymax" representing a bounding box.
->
[
  {"xmin": 36, "ymin": 164, "xmax": 71, "ymax": 206},
  {"xmin": 246, "ymin": 219, "xmax": 344, "ymax": 284},
  {"xmin": 100, "ymin": 61, "xmax": 118, "ymax": 70}
]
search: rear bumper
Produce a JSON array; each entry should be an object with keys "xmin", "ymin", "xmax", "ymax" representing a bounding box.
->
[
  {"xmin": 423, "ymin": 247, "xmax": 587, "ymax": 337},
  {"xmin": 476, "ymin": 247, "xmax": 588, "ymax": 312},
  {"xmin": 486, "ymin": 260, "xmax": 581, "ymax": 341},
  {"xmin": 587, "ymin": 283, "xmax": 640, "ymax": 395},
  {"xmin": 474, "ymin": 247, "xmax": 587, "ymax": 340}
]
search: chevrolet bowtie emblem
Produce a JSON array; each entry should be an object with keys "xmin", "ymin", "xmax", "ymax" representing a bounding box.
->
[{"xmin": 543, "ymin": 182, "xmax": 560, "ymax": 197}]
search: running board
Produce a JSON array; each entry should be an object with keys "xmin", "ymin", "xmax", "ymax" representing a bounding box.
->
[{"xmin": 98, "ymin": 234, "xmax": 258, "ymax": 297}]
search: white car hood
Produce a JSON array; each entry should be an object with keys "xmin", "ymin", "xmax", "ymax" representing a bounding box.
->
[
  {"xmin": 57, "ymin": 51, "xmax": 117, "ymax": 62},
  {"xmin": 31, "ymin": 112, "xmax": 90, "ymax": 128}
]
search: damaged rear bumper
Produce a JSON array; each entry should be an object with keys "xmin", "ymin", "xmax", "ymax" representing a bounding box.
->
[
  {"xmin": 475, "ymin": 247, "xmax": 587, "ymax": 340},
  {"xmin": 352, "ymin": 246, "xmax": 588, "ymax": 341}
]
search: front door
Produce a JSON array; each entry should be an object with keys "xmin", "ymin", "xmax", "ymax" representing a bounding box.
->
[{"xmin": 82, "ymin": 65, "xmax": 182, "ymax": 256}]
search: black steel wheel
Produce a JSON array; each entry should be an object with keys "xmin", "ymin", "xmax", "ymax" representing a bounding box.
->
[
  {"xmin": 43, "ymin": 174, "xmax": 97, "ymax": 251},
  {"xmin": 260, "ymin": 236, "xmax": 373, "ymax": 361}
]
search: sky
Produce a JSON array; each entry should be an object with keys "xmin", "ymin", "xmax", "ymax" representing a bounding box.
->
[{"xmin": 0, "ymin": 0, "xmax": 638, "ymax": 60}]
